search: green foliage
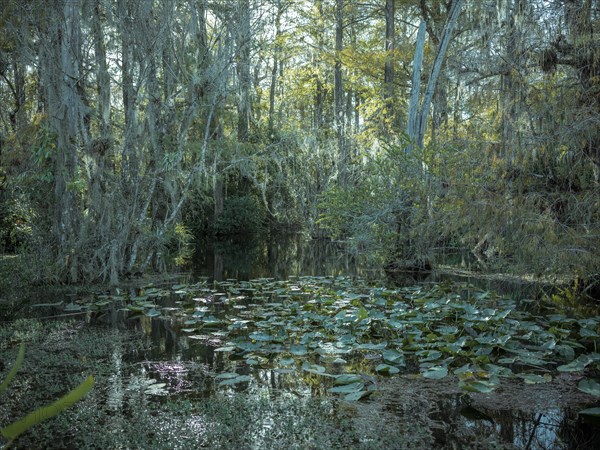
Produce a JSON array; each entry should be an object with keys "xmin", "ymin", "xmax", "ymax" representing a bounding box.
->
[
  {"xmin": 318, "ymin": 140, "xmax": 435, "ymax": 265},
  {"xmin": 213, "ymin": 195, "xmax": 266, "ymax": 236}
]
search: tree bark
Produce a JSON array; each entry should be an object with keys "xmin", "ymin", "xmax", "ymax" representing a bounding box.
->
[
  {"xmin": 269, "ymin": 0, "xmax": 283, "ymax": 137},
  {"xmin": 236, "ymin": 0, "xmax": 252, "ymax": 142},
  {"xmin": 335, "ymin": 0, "xmax": 347, "ymax": 185},
  {"xmin": 383, "ymin": 0, "xmax": 396, "ymax": 126},
  {"xmin": 407, "ymin": 0, "xmax": 464, "ymax": 153}
]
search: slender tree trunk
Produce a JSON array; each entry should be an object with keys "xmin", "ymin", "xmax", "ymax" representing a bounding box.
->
[
  {"xmin": 93, "ymin": 0, "xmax": 110, "ymax": 138},
  {"xmin": 499, "ymin": 0, "xmax": 526, "ymax": 164},
  {"xmin": 407, "ymin": 21, "xmax": 426, "ymax": 156},
  {"xmin": 383, "ymin": 0, "xmax": 396, "ymax": 126},
  {"xmin": 407, "ymin": 0, "xmax": 464, "ymax": 153},
  {"xmin": 236, "ymin": 0, "xmax": 252, "ymax": 142},
  {"xmin": 334, "ymin": 0, "xmax": 347, "ymax": 185},
  {"xmin": 46, "ymin": 1, "xmax": 86, "ymax": 282},
  {"xmin": 269, "ymin": 0, "xmax": 283, "ymax": 137}
]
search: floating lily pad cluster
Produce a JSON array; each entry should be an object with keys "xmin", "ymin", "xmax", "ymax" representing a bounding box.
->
[{"xmin": 38, "ymin": 276, "xmax": 600, "ymax": 400}]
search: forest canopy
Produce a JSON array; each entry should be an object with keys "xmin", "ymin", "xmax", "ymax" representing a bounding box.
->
[{"xmin": 0, "ymin": 0, "xmax": 599, "ymax": 285}]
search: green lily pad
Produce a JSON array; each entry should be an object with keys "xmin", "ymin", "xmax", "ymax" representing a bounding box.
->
[
  {"xmin": 578, "ymin": 379, "xmax": 600, "ymax": 396},
  {"xmin": 344, "ymin": 390, "xmax": 371, "ymax": 401},
  {"xmin": 218, "ymin": 375, "xmax": 253, "ymax": 386},
  {"xmin": 517, "ymin": 373, "xmax": 552, "ymax": 384},
  {"xmin": 375, "ymin": 364, "xmax": 400, "ymax": 375},
  {"xmin": 290, "ymin": 345, "xmax": 308, "ymax": 356},
  {"xmin": 334, "ymin": 374, "xmax": 363, "ymax": 385},
  {"xmin": 422, "ymin": 366, "xmax": 448, "ymax": 379},
  {"xmin": 328, "ymin": 382, "xmax": 364, "ymax": 394},
  {"xmin": 459, "ymin": 380, "xmax": 497, "ymax": 393},
  {"xmin": 214, "ymin": 346, "xmax": 236, "ymax": 352}
]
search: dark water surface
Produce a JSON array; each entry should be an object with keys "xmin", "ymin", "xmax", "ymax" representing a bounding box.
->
[{"xmin": 2, "ymin": 236, "xmax": 600, "ymax": 449}]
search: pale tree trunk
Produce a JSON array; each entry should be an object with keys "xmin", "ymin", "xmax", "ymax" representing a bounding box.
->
[
  {"xmin": 334, "ymin": 0, "xmax": 348, "ymax": 185},
  {"xmin": 269, "ymin": 0, "xmax": 283, "ymax": 137},
  {"xmin": 44, "ymin": 1, "xmax": 88, "ymax": 282},
  {"xmin": 119, "ymin": 0, "xmax": 138, "ymax": 185},
  {"xmin": 406, "ymin": 21, "xmax": 426, "ymax": 156},
  {"xmin": 383, "ymin": 0, "xmax": 396, "ymax": 127},
  {"xmin": 313, "ymin": 0, "xmax": 325, "ymax": 135},
  {"xmin": 499, "ymin": 0, "xmax": 527, "ymax": 164},
  {"xmin": 237, "ymin": 0, "xmax": 252, "ymax": 142},
  {"xmin": 92, "ymin": 0, "xmax": 110, "ymax": 138},
  {"xmin": 407, "ymin": 0, "xmax": 464, "ymax": 153}
]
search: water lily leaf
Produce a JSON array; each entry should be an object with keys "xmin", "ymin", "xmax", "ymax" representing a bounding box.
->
[
  {"xmin": 578, "ymin": 379, "xmax": 600, "ymax": 396},
  {"xmin": 290, "ymin": 345, "xmax": 308, "ymax": 356},
  {"xmin": 235, "ymin": 341, "xmax": 262, "ymax": 351},
  {"xmin": 218, "ymin": 375, "xmax": 253, "ymax": 386},
  {"xmin": 328, "ymin": 382, "xmax": 364, "ymax": 394},
  {"xmin": 437, "ymin": 325, "xmax": 459, "ymax": 335},
  {"xmin": 32, "ymin": 301, "xmax": 64, "ymax": 308},
  {"xmin": 144, "ymin": 382, "xmax": 167, "ymax": 395},
  {"xmin": 579, "ymin": 407, "xmax": 600, "ymax": 417},
  {"xmin": 357, "ymin": 342, "xmax": 388, "ymax": 350},
  {"xmin": 215, "ymin": 372, "xmax": 239, "ymax": 379},
  {"xmin": 382, "ymin": 349, "xmax": 404, "ymax": 364},
  {"xmin": 356, "ymin": 306, "xmax": 369, "ymax": 321},
  {"xmin": 249, "ymin": 332, "xmax": 273, "ymax": 342},
  {"xmin": 214, "ymin": 346, "xmax": 236, "ymax": 352},
  {"xmin": 459, "ymin": 380, "xmax": 496, "ymax": 393},
  {"xmin": 279, "ymin": 358, "xmax": 295, "ymax": 366},
  {"xmin": 375, "ymin": 364, "xmax": 400, "ymax": 375},
  {"xmin": 145, "ymin": 308, "xmax": 161, "ymax": 317},
  {"xmin": 557, "ymin": 357, "xmax": 591, "ymax": 372},
  {"xmin": 334, "ymin": 374, "xmax": 363, "ymax": 385},
  {"xmin": 580, "ymin": 328, "xmax": 599, "ymax": 338},
  {"xmin": 344, "ymin": 390, "xmax": 370, "ymax": 401},
  {"xmin": 419, "ymin": 350, "xmax": 442, "ymax": 362},
  {"xmin": 422, "ymin": 366, "xmax": 448, "ymax": 379},
  {"xmin": 555, "ymin": 344, "xmax": 575, "ymax": 360},
  {"xmin": 517, "ymin": 373, "xmax": 552, "ymax": 384},
  {"xmin": 127, "ymin": 305, "xmax": 145, "ymax": 312},
  {"xmin": 64, "ymin": 303, "xmax": 84, "ymax": 312}
]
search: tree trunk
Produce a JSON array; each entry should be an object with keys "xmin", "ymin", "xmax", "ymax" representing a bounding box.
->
[
  {"xmin": 407, "ymin": 0, "xmax": 464, "ymax": 153},
  {"xmin": 236, "ymin": 0, "xmax": 252, "ymax": 142},
  {"xmin": 269, "ymin": 0, "xmax": 283, "ymax": 137},
  {"xmin": 383, "ymin": 0, "xmax": 396, "ymax": 126},
  {"xmin": 335, "ymin": 0, "xmax": 347, "ymax": 185}
]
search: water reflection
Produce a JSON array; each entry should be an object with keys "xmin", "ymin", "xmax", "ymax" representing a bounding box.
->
[
  {"xmin": 23, "ymin": 236, "xmax": 596, "ymax": 449},
  {"xmin": 87, "ymin": 303, "xmax": 600, "ymax": 450},
  {"xmin": 191, "ymin": 235, "xmax": 371, "ymax": 281}
]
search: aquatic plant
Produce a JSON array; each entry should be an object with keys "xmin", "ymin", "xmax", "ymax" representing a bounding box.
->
[
  {"xmin": 0, "ymin": 343, "xmax": 94, "ymax": 448},
  {"xmin": 48, "ymin": 276, "xmax": 600, "ymax": 402}
]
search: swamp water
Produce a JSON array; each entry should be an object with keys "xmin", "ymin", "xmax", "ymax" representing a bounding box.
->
[{"xmin": 1, "ymin": 237, "xmax": 600, "ymax": 449}]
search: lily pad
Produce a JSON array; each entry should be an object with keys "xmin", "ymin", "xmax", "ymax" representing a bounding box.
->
[
  {"xmin": 328, "ymin": 382, "xmax": 365, "ymax": 394},
  {"xmin": 422, "ymin": 366, "xmax": 448, "ymax": 379},
  {"xmin": 375, "ymin": 364, "xmax": 400, "ymax": 375},
  {"xmin": 218, "ymin": 375, "xmax": 253, "ymax": 386},
  {"xmin": 578, "ymin": 379, "xmax": 600, "ymax": 397}
]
